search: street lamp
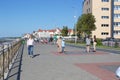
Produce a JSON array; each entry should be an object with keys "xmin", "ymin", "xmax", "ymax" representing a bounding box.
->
[{"xmin": 74, "ymin": 15, "xmax": 77, "ymax": 44}]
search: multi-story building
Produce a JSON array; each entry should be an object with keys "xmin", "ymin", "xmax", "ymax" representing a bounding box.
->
[{"xmin": 83, "ymin": 0, "xmax": 120, "ymax": 39}]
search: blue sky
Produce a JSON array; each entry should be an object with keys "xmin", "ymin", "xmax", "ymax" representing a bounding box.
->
[{"xmin": 0, "ymin": 0, "xmax": 83, "ymax": 37}]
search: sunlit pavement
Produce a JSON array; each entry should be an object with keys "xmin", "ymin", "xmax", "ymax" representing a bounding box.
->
[{"xmin": 19, "ymin": 43, "xmax": 120, "ymax": 80}]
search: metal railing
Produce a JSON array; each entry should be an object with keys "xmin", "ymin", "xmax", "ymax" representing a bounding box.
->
[{"xmin": 0, "ymin": 40, "xmax": 22, "ymax": 80}]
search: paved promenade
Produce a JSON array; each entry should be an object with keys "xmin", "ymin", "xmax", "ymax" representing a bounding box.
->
[{"xmin": 7, "ymin": 43, "xmax": 120, "ymax": 80}]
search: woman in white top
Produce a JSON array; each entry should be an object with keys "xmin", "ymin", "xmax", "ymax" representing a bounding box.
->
[
  {"xmin": 86, "ymin": 36, "xmax": 91, "ymax": 53},
  {"xmin": 27, "ymin": 35, "xmax": 34, "ymax": 57}
]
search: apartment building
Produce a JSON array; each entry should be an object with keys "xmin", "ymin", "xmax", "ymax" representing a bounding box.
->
[{"xmin": 83, "ymin": 0, "xmax": 120, "ymax": 39}]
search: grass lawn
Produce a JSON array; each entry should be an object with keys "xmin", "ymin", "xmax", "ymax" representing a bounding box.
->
[{"xmin": 67, "ymin": 42, "xmax": 120, "ymax": 51}]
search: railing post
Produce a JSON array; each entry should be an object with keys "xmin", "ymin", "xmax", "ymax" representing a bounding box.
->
[
  {"xmin": 2, "ymin": 45, "xmax": 4, "ymax": 80},
  {"xmin": 11, "ymin": 43, "xmax": 13, "ymax": 64},
  {"xmin": 8, "ymin": 44, "xmax": 10, "ymax": 70}
]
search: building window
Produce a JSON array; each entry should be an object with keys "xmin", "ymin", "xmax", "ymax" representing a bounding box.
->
[
  {"xmin": 114, "ymin": 22, "xmax": 120, "ymax": 27},
  {"xmin": 114, "ymin": 14, "xmax": 120, "ymax": 18},
  {"xmin": 114, "ymin": 0, "xmax": 120, "ymax": 2},
  {"xmin": 101, "ymin": 16, "xmax": 109, "ymax": 19},
  {"xmin": 102, "ymin": 0, "xmax": 109, "ymax": 2},
  {"xmin": 101, "ymin": 24, "xmax": 109, "ymax": 27},
  {"xmin": 101, "ymin": 32, "xmax": 109, "ymax": 35},
  {"xmin": 114, "ymin": 30, "xmax": 120, "ymax": 35},
  {"xmin": 114, "ymin": 5, "xmax": 120, "ymax": 10},
  {"xmin": 101, "ymin": 8, "xmax": 109, "ymax": 11}
]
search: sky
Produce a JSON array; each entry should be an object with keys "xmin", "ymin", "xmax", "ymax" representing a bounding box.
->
[{"xmin": 0, "ymin": 0, "xmax": 83, "ymax": 37}]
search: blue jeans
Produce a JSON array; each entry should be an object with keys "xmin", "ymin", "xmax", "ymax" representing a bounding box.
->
[
  {"xmin": 62, "ymin": 47, "xmax": 65, "ymax": 53},
  {"xmin": 28, "ymin": 45, "xmax": 34, "ymax": 55}
]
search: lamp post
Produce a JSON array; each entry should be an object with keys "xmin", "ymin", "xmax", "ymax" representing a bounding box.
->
[{"xmin": 74, "ymin": 15, "xmax": 77, "ymax": 44}]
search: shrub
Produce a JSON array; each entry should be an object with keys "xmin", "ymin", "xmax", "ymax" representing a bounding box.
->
[
  {"xmin": 96, "ymin": 38, "xmax": 103, "ymax": 46},
  {"xmin": 114, "ymin": 41, "xmax": 119, "ymax": 48}
]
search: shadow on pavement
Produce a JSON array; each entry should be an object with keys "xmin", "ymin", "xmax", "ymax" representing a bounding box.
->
[
  {"xmin": 5, "ymin": 44, "xmax": 24, "ymax": 80},
  {"xmin": 32, "ymin": 54, "xmax": 40, "ymax": 58}
]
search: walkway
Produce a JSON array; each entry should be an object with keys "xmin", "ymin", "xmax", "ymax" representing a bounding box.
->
[{"xmin": 7, "ymin": 43, "xmax": 120, "ymax": 80}]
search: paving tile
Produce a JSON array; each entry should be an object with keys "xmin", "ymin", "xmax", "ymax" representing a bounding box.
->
[{"xmin": 75, "ymin": 62, "xmax": 120, "ymax": 80}]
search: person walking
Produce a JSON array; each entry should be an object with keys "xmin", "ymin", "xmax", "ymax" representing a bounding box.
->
[
  {"xmin": 93, "ymin": 35, "xmax": 97, "ymax": 52},
  {"xmin": 27, "ymin": 34, "xmax": 34, "ymax": 57},
  {"xmin": 85, "ymin": 35, "xmax": 91, "ymax": 53},
  {"xmin": 49, "ymin": 36, "xmax": 53, "ymax": 44},
  {"xmin": 61, "ymin": 38, "xmax": 65, "ymax": 53},
  {"xmin": 56, "ymin": 37, "xmax": 62, "ymax": 53},
  {"xmin": 53, "ymin": 35, "xmax": 57, "ymax": 44}
]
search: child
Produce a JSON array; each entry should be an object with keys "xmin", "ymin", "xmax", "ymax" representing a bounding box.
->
[{"xmin": 61, "ymin": 38, "xmax": 65, "ymax": 53}]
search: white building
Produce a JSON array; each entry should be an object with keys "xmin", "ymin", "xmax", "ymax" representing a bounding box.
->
[{"xmin": 37, "ymin": 28, "xmax": 61, "ymax": 38}]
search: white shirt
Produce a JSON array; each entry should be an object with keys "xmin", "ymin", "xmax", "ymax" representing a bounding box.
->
[
  {"xmin": 27, "ymin": 38, "xmax": 34, "ymax": 46},
  {"xmin": 116, "ymin": 66, "xmax": 120, "ymax": 77},
  {"xmin": 86, "ymin": 38, "xmax": 91, "ymax": 45}
]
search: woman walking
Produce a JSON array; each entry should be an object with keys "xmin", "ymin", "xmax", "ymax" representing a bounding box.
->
[
  {"xmin": 86, "ymin": 36, "xmax": 91, "ymax": 53},
  {"xmin": 93, "ymin": 35, "xmax": 97, "ymax": 52},
  {"xmin": 56, "ymin": 37, "xmax": 62, "ymax": 53},
  {"xmin": 27, "ymin": 34, "xmax": 34, "ymax": 57}
]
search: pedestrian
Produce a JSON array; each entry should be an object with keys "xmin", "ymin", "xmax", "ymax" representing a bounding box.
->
[
  {"xmin": 85, "ymin": 35, "xmax": 91, "ymax": 53},
  {"xmin": 53, "ymin": 35, "xmax": 57, "ymax": 44},
  {"xmin": 27, "ymin": 34, "xmax": 34, "ymax": 58},
  {"xmin": 56, "ymin": 37, "xmax": 62, "ymax": 53},
  {"xmin": 61, "ymin": 38, "xmax": 65, "ymax": 53},
  {"xmin": 22, "ymin": 39, "xmax": 25, "ymax": 45},
  {"xmin": 116, "ymin": 66, "xmax": 120, "ymax": 80},
  {"xmin": 49, "ymin": 36, "xmax": 53, "ymax": 44},
  {"xmin": 93, "ymin": 35, "xmax": 97, "ymax": 52}
]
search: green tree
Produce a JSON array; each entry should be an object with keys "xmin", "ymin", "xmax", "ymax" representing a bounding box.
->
[
  {"xmin": 61, "ymin": 26, "xmax": 68, "ymax": 36},
  {"xmin": 76, "ymin": 13, "xmax": 96, "ymax": 36}
]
